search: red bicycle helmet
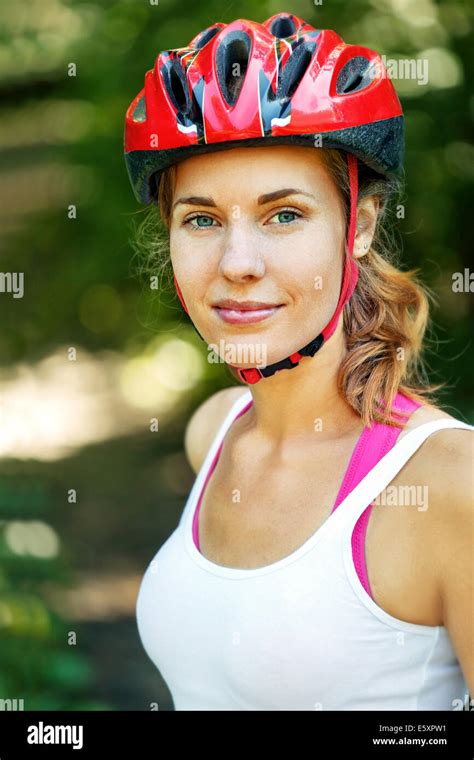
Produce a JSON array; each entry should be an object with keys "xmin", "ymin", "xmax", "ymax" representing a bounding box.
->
[{"xmin": 124, "ymin": 12, "xmax": 404, "ymax": 384}]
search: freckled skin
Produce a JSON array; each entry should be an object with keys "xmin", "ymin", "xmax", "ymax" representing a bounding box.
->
[{"xmin": 169, "ymin": 144, "xmax": 349, "ymax": 367}]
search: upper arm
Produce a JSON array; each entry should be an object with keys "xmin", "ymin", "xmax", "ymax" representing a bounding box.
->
[
  {"xmin": 184, "ymin": 387, "xmax": 249, "ymax": 475},
  {"xmin": 429, "ymin": 428, "xmax": 474, "ymax": 697}
]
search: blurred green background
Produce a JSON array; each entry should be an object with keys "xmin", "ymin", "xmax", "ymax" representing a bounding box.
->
[{"xmin": 0, "ymin": 0, "xmax": 472, "ymax": 711}]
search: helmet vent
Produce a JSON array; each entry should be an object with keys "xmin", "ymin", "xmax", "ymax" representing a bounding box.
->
[
  {"xmin": 132, "ymin": 95, "xmax": 146, "ymax": 122},
  {"xmin": 216, "ymin": 31, "xmax": 251, "ymax": 106},
  {"xmin": 270, "ymin": 15, "xmax": 297, "ymax": 38},
  {"xmin": 194, "ymin": 26, "xmax": 220, "ymax": 50},
  {"xmin": 336, "ymin": 56, "xmax": 374, "ymax": 94},
  {"xmin": 162, "ymin": 57, "xmax": 192, "ymax": 115},
  {"xmin": 276, "ymin": 41, "xmax": 316, "ymax": 101}
]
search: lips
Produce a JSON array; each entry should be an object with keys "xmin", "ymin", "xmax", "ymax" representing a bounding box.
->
[
  {"xmin": 212, "ymin": 300, "xmax": 284, "ymax": 325},
  {"xmin": 213, "ymin": 299, "xmax": 282, "ymax": 310}
]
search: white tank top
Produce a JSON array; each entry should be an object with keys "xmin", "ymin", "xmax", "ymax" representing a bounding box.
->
[{"xmin": 136, "ymin": 390, "xmax": 473, "ymax": 710}]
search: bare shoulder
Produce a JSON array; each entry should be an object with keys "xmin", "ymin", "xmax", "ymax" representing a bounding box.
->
[
  {"xmin": 184, "ymin": 387, "xmax": 250, "ymax": 474},
  {"xmin": 399, "ymin": 400, "xmax": 473, "ymax": 554},
  {"xmin": 399, "ymin": 400, "xmax": 473, "ymax": 484},
  {"xmin": 400, "ymin": 399, "xmax": 464, "ymax": 432},
  {"xmin": 393, "ymin": 401, "xmax": 473, "ymax": 612},
  {"xmin": 405, "ymin": 404, "xmax": 474, "ymax": 642}
]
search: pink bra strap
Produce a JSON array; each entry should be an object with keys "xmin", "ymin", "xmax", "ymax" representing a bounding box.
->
[{"xmin": 331, "ymin": 391, "xmax": 422, "ymax": 598}]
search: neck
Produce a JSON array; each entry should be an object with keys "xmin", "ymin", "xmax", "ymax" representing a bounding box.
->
[{"xmin": 240, "ymin": 321, "xmax": 363, "ymax": 446}]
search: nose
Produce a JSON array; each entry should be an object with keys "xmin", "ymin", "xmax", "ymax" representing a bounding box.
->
[{"xmin": 218, "ymin": 226, "xmax": 266, "ymax": 283}]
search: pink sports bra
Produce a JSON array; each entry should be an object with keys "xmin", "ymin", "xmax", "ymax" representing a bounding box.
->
[{"xmin": 192, "ymin": 390, "xmax": 421, "ymax": 599}]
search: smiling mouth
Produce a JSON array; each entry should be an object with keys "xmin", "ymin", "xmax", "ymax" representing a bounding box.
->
[{"xmin": 212, "ymin": 304, "xmax": 284, "ymax": 325}]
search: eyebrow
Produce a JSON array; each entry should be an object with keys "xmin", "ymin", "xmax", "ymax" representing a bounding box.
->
[{"xmin": 171, "ymin": 188, "xmax": 315, "ymax": 212}]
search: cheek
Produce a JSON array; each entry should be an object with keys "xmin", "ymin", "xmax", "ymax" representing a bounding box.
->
[
  {"xmin": 283, "ymin": 220, "xmax": 344, "ymax": 303},
  {"xmin": 170, "ymin": 232, "xmax": 213, "ymax": 289},
  {"xmin": 169, "ymin": 228, "xmax": 186, "ymax": 272}
]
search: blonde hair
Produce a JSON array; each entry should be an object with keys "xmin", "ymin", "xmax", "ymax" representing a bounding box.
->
[{"xmin": 130, "ymin": 147, "xmax": 444, "ymax": 428}]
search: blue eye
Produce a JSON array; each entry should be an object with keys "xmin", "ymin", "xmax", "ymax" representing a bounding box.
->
[
  {"xmin": 268, "ymin": 209, "xmax": 302, "ymax": 225},
  {"xmin": 184, "ymin": 214, "xmax": 217, "ymax": 229},
  {"xmin": 183, "ymin": 207, "xmax": 303, "ymax": 230}
]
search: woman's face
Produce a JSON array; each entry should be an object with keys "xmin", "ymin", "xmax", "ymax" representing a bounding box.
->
[{"xmin": 169, "ymin": 144, "xmax": 348, "ymax": 368}]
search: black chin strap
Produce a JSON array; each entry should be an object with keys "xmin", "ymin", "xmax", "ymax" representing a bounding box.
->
[
  {"xmin": 190, "ymin": 322, "xmax": 324, "ymax": 384},
  {"xmin": 232, "ymin": 333, "xmax": 325, "ymax": 384}
]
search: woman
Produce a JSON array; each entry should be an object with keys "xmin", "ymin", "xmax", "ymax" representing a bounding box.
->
[{"xmin": 124, "ymin": 13, "xmax": 473, "ymax": 710}]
